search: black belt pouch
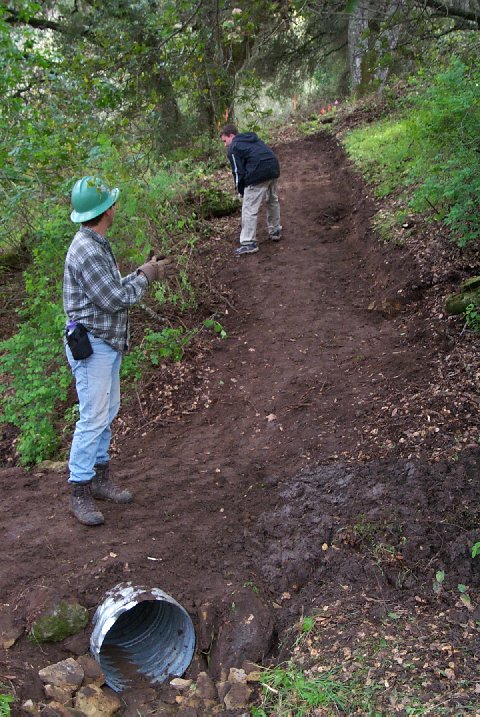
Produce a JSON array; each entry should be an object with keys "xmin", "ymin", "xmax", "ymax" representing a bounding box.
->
[{"xmin": 66, "ymin": 323, "xmax": 93, "ymax": 360}]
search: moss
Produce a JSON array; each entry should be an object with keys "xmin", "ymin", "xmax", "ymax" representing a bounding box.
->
[{"xmin": 29, "ymin": 601, "xmax": 89, "ymax": 643}]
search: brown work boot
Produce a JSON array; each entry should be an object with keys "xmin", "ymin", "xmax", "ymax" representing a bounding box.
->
[
  {"xmin": 71, "ymin": 482, "xmax": 105, "ymax": 526},
  {"xmin": 92, "ymin": 463, "xmax": 133, "ymax": 504}
]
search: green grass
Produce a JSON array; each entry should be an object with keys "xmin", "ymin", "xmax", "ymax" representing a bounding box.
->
[
  {"xmin": 343, "ymin": 57, "xmax": 480, "ymax": 246},
  {"xmin": 252, "ymin": 662, "xmax": 381, "ymax": 716},
  {"xmin": 344, "ymin": 117, "xmax": 415, "ymax": 198}
]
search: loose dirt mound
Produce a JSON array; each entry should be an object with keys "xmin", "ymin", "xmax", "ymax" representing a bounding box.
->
[{"xmin": 1, "ymin": 132, "xmax": 480, "ymax": 713}]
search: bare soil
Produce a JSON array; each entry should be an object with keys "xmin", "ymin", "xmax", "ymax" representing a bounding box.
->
[{"xmin": 1, "ymin": 129, "xmax": 480, "ymax": 714}]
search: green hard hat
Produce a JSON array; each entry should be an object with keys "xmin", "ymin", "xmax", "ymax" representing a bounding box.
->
[{"xmin": 70, "ymin": 176, "xmax": 119, "ymax": 223}]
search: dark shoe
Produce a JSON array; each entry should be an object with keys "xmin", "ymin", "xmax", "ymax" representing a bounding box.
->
[
  {"xmin": 71, "ymin": 482, "xmax": 105, "ymax": 526},
  {"xmin": 92, "ymin": 463, "xmax": 133, "ymax": 504},
  {"xmin": 234, "ymin": 242, "xmax": 259, "ymax": 256},
  {"xmin": 269, "ymin": 229, "xmax": 282, "ymax": 241}
]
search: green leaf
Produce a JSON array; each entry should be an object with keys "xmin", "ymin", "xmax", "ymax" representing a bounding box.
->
[{"xmin": 471, "ymin": 542, "xmax": 480, "ymax": 558}]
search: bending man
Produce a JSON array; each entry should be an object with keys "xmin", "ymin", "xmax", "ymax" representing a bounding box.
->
[{"xmin": 220, "ymin": 124, "xmax": 282, "ymax": 256}]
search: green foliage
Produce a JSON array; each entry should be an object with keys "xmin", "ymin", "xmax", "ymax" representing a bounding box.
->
[
  {"xmin": 121, "ymin": 318, "xmax": 228, "ymax": 382},
  {"xmin": 243, "ymin": 579, "xmax": 259, "ymax": 595},
  {"xmin": 252, "ymin": 661, "xmax": 381, "ymax": 716},
  {"xmin": 344, "ymin": 117, "xmax": 414, "ymax": 196},
  {"xmin": 0, "ymin": 693, "xmax": 14, "ymax": 717},
  {"xmin": 407, "ymin": 59, "xmax": 480, "ymax": 245},
  {"xmin": 0, "ymin": 150, "xmax": 214, "ymax": 464},
  {"xmin": 472, "ymin": 542, "xmax": 480, "ymax": 559},
  {"xmin": 0, "ymin": 204, "xmax": 71, "ymax": 465},
  {"xmin": 300, "ymin": 615, "xmax": 315, "ymax": 633},
  {"xmin": 193, "ymin": 186, "xmax": 240, "ymax": 219},
  {"xmin": 344, "ymin": 57, "xmax": 480, "ymax": 246},
  {"xmin": 203, "ymin": 319, "xmax": 227, "ymax": 339},
  {"xmin": 154, "ymin": 270, "xmax": 198, "ymax": 314},
  {"xmin": 457, "ymin": 583, "xmax": 473, "ymax": 609},
  {"xmin": 464, "ymin": 304, "xmax": 480, "ymax": 333},
  {"xmin": 0, "ymin": 301, "xmax": 70, "ymax": 465},
  {"xmin": 433, "ymin": 569, "xmax": 445, "ymax": 594},
  {"xmin": 372, "ymin": 208, "xmax": 409, "ymax": 244},
  {"xmin": 121, "ymin": 327, "xmax": 193, "ymax": 382},
  {"xmin": 0, "ymin": 76, "xmax": 221, "ymax": 465},
  {"xmin": 253, "ymin": 664, "xmax": 349, "ymax": 715}
]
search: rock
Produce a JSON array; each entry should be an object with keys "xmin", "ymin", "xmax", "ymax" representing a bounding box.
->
[
  {"xmin": 42, "ymin": 703, "xmax": 87, "ymax": 717},
  {"xmin": 241, "ymin": 660, "xmax": 260, "ymax": 674},
  {"xmin": 63, "ymin": 634, "xmax": 91, "ymax": 656},
  {"xmin": 30, "ymin": 601, "xmax": 89, "ymax": 642},
  {"xmin": 35, "ymin": 460, "xmax": 67, "ymax": 474},
  {"xmin": 157, "ymin": 686, "xmax": 179, "ymax": 705},
  {"xmin": 195, "ymin": 671, "xmax": 217, "ymax": 700},
  {"xmin": 74, "ymin": 685, "xmax": 122, "ymax": 717},
  {"xmin": 176, "ymin": 708, "xmax": 198, "ymax": 717},
  {"xmin": 367, "ymin": 297, "xmax": 406, "ymax": 317},
  {"xmin": 0, "ymin": 607, "xmax": 23, "ymax": 649},
  {"xmin": 184, "ymin": 651, "xmax": 208, "ymax": 680},
  {"xmin": 44, "ymin": 684, "xmax": 75, "ymax": 704},
  {"xmin": 118, "ymin": 688, "xmax": 158, "ymax": 717},
  {"xmin": 39, "ymin": 658, "xmax": 84, "ymax": 689},
  {"xmin": 445, "ymin": 291, "xmax": 479, "ymax": 315},
  {"xmin": 136, "ymin": 702, "xmax": 173, "ymax": 717},
  {"xmin": 196, "ymin": 602, "xmax": 217, "ymax": 652},
  {"xmin": 228, "ymin": 667, "xmax": 247, "ymax": 684},
  {"xmin": 170, "ymin": 678, "xmax": 193, "ymax": 691},
  {"xmin": 223, "ymin": 683, "xmax": 252, "ymax": 710},
  {"xmin": 215, "ymin": 681, "xmax": 231, "ymax": 704},
  {"xmin": 22, "ymin": 700, "xmax": 39, "ymax": 715},
  {"xmin": 209, "ymin": 588, "xmax": 274, "ymax": 679},
  {"xmin": 245, "ymin": 670, "xmax": 262, "ymax": 683},
  {"xmin": 76, "ymin": 656, "xmax": 105, "ymax": 687},
  {"xmin": 445, "ymin": 276, "xmax": 480, "ymax": 315}
]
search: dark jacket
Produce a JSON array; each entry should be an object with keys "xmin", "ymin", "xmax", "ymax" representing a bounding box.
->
[{"xmin": 228, "ymin": 132, "xmax": 280, "ymax": 196}]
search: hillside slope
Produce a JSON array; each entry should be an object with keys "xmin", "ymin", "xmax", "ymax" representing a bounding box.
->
[{"xmin": 1, "ymin": 131, "xmax": 479, "ymax": 713}]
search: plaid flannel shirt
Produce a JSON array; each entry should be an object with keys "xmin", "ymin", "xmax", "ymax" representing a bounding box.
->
[{"xmin": 63, "ymin": 226, "xmax": 148, "ymax": 352}]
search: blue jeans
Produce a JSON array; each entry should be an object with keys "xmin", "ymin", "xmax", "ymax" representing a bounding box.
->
[{"xmin": 66, "ymin": 334, "xmax": 122, "ymax": 484}]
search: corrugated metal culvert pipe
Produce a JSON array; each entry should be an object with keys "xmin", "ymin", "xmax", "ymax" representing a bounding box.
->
[{"xmin": 90, "ymin": 583, "xmax": 196, "ymax": 692}]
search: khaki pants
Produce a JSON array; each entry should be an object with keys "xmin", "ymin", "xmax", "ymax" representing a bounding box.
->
[{"xmin": 240, "ymin": 179, "xmax": 281, "ymax": 245}]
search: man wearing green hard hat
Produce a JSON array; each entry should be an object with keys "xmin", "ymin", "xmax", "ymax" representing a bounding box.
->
[{"xmin": 63, "ymin": 176, "xmax": 175, "ymax": 526}]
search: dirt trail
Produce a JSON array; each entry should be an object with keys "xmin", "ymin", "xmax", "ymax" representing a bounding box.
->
[{"xmin": 1, "ymin": 132, "xmax": 480, "ymax": 708}]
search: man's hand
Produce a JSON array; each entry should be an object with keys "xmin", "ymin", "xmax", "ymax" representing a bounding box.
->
[
  {"xmin": 156, "ymin": 257, "xmax": 177, "ymax": 279},
  {"xmin": 138, "ymin": 257, "xmax": 160, "ymax": 284},
  {"xmin": 138, "ymin": 255, "xmax": 177, "ymax": 283}
]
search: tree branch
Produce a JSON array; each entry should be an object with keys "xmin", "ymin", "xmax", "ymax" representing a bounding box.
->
[
  {"xmin": 4, "ymin": 7, "xmax": 61, "ymax": 31},
  {"xmin": 424, "ymin": 0, "xmax": 480, "ymax": 27}
]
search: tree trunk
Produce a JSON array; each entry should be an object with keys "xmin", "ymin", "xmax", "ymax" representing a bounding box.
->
[{"xmin": 348, "ymin": 0, "xmax": 371, "ymax": 91}]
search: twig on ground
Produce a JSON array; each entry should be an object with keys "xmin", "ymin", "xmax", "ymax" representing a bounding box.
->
[
  {"xmin": 138, "ymin": 302, "xmax": 168, "ymax": 324},
  {"xmin": 284, "ymin": 381, "xmax": 326, "ymax": 413}
]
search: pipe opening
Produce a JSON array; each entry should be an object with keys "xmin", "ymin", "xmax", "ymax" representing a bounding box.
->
[{"xmin": 91, "ymin": 584, "xmax": 195, "ymax": 693}]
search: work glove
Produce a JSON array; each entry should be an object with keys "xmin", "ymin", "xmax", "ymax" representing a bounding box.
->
[
  {"xmin": 147, "ymin": 249, "xmax": 177, "ymax": 279},
  {"xmin": 138, "ymin": 257, "xmax": 161, "ymax": 284},
  {"xmin": 156, "ymin": 257, "xmax": 177, "ymax": 279},
  {"xmin": 138, "ymin": 255, "xmax": 176, "ymax": 284}
]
